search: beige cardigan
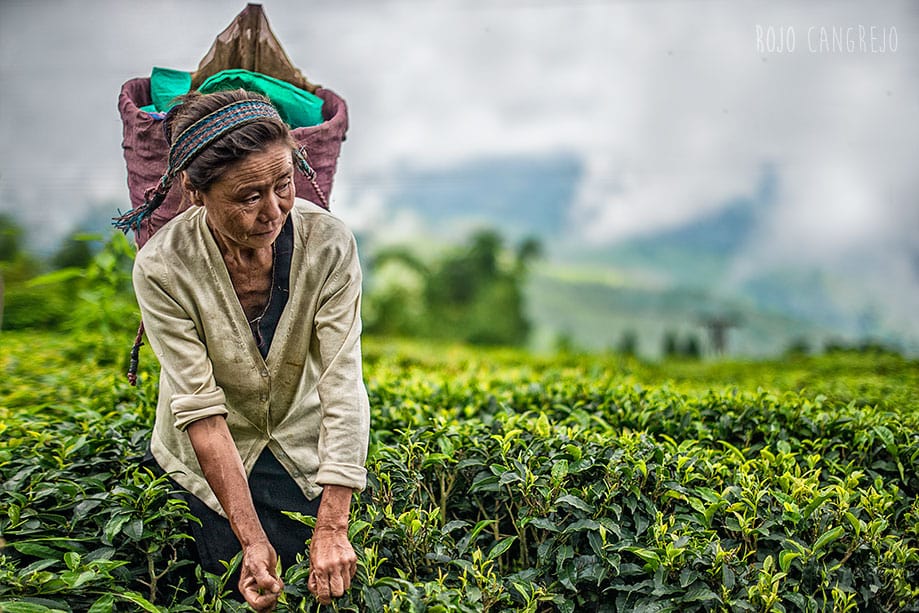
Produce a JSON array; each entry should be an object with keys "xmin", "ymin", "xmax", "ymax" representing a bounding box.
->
[{"xmin": 133, "ymin": 200, "xmax": 370, "ymax": 516}]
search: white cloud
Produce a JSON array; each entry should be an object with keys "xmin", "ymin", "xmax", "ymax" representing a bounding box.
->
[{"xmin": 1, "ymin": 0, "xmax": 916, "ymax": 271}]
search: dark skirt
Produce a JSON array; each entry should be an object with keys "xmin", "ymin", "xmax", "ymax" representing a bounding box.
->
[{"xmin": 144, "ymin": 447, "xmax": 321, "ymax": 598}]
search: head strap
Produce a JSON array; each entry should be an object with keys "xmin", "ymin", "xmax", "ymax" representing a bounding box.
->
[{"xmin": 168, "ymin": 100, "xmax": 281, "ymax": 175}]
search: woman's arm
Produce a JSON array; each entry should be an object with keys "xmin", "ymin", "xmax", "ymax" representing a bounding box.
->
[
  {"xmin": 308, "ymin": 485, "xmax": 357, "ymax": 605},
  {"xmin": 186, "ymin": 416, "xmax": 282, "ymax": 612},
  {"xmin": 309, "ymin": 223, "xmax": 371, "ymax": 603},
  {"xmin": 133, "ymin": 228, "xmax": 282, "ymax": 610}
]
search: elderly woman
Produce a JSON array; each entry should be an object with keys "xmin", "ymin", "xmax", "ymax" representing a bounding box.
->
[{"xmin": 132, "ymin": 89, "xmax": 370, "ymax": 610}]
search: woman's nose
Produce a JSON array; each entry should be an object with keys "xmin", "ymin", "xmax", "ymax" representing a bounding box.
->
[{"xmin": 259, "ymin": 191, "xmax": 284, "ymax": 221}]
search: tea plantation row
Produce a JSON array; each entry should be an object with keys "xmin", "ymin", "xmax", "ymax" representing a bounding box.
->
[{"xmin": 1, "ymin": 332, "xmax": 917, "ymax": 612}]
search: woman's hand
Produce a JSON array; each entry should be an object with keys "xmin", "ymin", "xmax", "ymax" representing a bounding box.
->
[
  {"xmin": 240, "ymin": 540, "xmax": 284, "ymax": 612},
  {"xmin": 308, "ymin": 484, "xmax": 357, "ymax": 604},
  {"xmin": 186, "ymin": 417, "xmax": 281, "ymax": 610},
  {"xmin": 308, "ymin": 525, "xmax": 357, "ymax": 604}
]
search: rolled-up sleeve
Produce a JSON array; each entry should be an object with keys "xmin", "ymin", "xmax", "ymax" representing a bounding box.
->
[
  {"xmin": 313, "ymin": 230, "xmax": 371, "ymax": 491},
  {"xmin": 133, "ymin": 249, "xmax": 229, "ymax": 431}
]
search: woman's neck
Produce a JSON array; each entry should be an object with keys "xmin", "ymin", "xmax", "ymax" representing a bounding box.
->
[
  {"xmin": 207, "ymin": 223, "xmax": 275, "ymax": 323},
  {"xmin": 207, "ymin": 222, "xmax": 272, "ymax": 265}
]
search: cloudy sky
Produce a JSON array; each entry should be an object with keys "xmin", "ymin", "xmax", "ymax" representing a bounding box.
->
[{"xmin": 1, "ymin": 0, "xmax": 917, "ymax": 327}]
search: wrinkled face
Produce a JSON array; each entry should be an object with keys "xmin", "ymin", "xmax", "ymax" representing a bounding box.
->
[{"xmin": 188, "ymin": 142, "xmax": 296, "ymax": 252}]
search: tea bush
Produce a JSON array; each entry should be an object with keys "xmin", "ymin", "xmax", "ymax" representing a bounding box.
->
[{"xmin": 1, "ymin": 333, "xmax": 917, "ymax": 612}]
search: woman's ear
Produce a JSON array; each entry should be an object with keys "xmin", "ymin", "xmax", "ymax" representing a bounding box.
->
[{"xmin": 182, "ymin": 173, "xmax": 204, "ymax": 207}]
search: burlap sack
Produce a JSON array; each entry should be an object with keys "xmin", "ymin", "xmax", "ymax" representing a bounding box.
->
[{"xmin": 190, "ymin": 3, "xmax": 318, "ymax": 93}]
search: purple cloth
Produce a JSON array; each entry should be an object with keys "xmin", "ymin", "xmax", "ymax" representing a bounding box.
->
[{"xmin": 118, "ymin": 77, "xmax": 348, "ymax": 248}]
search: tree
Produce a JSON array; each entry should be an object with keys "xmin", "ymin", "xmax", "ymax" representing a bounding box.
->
[
  {"xmin": 515, "ymin": 237, "xmax": 543, "ymax": 273},
  {"xmin": 0, "ymin": 214, "xmax": 25, "ymax": 329},
  {"xmin": 363, "ymin": 248, "xmax": 428, "ymax": 337},
  {"xmin": 681, "ymin": 334, "xmax": 701, "ymax": 358},
  {"xmin": 52, "ymin": 234, "xmax": 96, "ymax": 270},
  {"xmin": 617, "ymin": 329, "xmax": 638, "ymax": 356},
  {"xmin": 700, "ymin": 314, "xmax": 739, "ymax": 355},
  {"xmin": 0, "ymin": 214, "xmax": 23, "ymax": 262},
  {"xmin": 662, "ymin": 330, "xmax": 679, "ymax": 357},
  {"xmin": 364, "ymin": 229, "xmax": 542, "ymax": 346}
]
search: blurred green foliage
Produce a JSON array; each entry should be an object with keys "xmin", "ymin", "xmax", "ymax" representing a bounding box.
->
[
  {"xmin": 0, "ymin": 215, "xmax": 122, "ymax": 335},
  {"xmin": 364, "ymin": 229, "xmax": 541, "ymax": 346},
  {"xmin": 0, "ymin": 214, "xmax": 24, "ymax": 263}
]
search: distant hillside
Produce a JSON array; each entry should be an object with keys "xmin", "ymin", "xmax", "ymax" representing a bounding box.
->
[
  {"xmin": 370, "ymin": 152, "xmax": 582, "ymax": 241},
  {"xmin": 358, "ymin": 154, "xmax": 917, "ymax": 356},
  {"xmin": 524, "ymin": 266, "xmax": 835, "ymax": 357},
  {"xmin": 557, "ymin": 167, "xmax": 778, "ymax": 287}
]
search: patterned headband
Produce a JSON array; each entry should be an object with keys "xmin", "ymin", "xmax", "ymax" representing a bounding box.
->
[
  {"xmin": 169, "ymin": 100, "xmax": 282, "ymax": 177},
  {"xmin": 113, "ymin": 99, "xmax": 318, "ymax": 233}
]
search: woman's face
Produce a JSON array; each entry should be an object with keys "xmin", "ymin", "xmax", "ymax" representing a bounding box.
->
[{"xmin": 190, "ymin": 142, "xmax": 296, "ymax": 252}]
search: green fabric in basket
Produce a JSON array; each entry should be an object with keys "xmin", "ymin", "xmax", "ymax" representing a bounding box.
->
[{"xmin": 140, "ymin": 67, "xmax": 324, "ymax": 128}]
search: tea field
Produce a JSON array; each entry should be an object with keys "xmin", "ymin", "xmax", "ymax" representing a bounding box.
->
[{"xmin": 1, "ymin": 331, "xmax": 918, "ymax": 612}]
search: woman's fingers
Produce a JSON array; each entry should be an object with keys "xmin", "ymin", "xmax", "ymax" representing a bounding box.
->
[
  {"xmin": 329, "ymin": 571, "xmax": 345, "ymax": 598},
  {"xmin": 245, "ymin": 588, "xmax": 279, "ymax": 613},
  {"xmin": 341, "ymin": 564, "xmax": 352, "ymax": 592},
  {"xmin": 308, "ymin": 524, "xmax": 357, "ymax": 604},
  {"xmin": 242, "ymin": 578, "xmax": 280, "ymax": 612},
  {"xmin": 255, "ymin": 565, "xmax": 283, "ymax": 594},
  {"xmin": 240, "ymin": 542, "xmax": 283, "ymax": 611},
  {"xmin": 309, "ymin": 569, "xmax": 331, "ymax": 604},
  {"xmin": 308, "ymin": 567, "xmax": 350, "ymax": 604}
]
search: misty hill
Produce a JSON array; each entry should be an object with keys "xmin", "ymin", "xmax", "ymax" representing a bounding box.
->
[
  {"xmin": 558, "ymin": 166, "xmax": 777, "ymax": 286},
  {"xmin": 524, "ymin": 267, "xmax": 834, "ymax": 357},
  {"xmin": 372, "ymin": 153, "xmax": 582, "ymax": 242},
  {"xmin": 364, "ymin": 155, "xmax": 914, "ymax": 355}
]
